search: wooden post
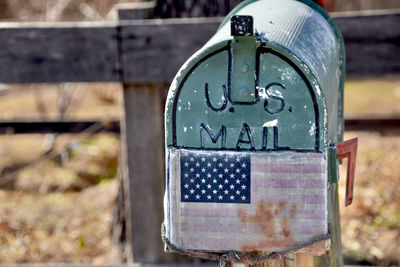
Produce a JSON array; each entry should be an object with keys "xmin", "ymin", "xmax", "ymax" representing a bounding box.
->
[
  {"xmin": 118, "ymin": 3, "xmax": 165, "ymax": 262},
  {"xmin": 117, "ymin": 5, "xmax": 194, "ymax": 264},
  {"xmin": 120, "ymin": 83, "xmax": 166, "ymax": 262}
]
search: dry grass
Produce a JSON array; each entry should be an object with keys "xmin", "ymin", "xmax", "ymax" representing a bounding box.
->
[
  {"xmin": 340, "ymin": 131, "xmax": 400, "ymax": 266},
  {"xmin": 0, "ymin": 133, "xmax": 121, "ymax": 264},
  {"xmin": 344, "ymin": 78, "xmax": 400, "ymax": 118},
  {"xmin": 0, "ymin": 180, "xmax": 119, "ymax": 263},
  {"xmin": 0, "ymin": 83, "xmax": 121, "ymax": 121},
  {"xmin": 0, "ymin": 82, "xmax": 122, "ymax": 263}
]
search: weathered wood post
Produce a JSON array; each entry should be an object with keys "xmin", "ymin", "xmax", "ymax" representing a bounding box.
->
[{"xmin": 117, "ymin": 4, "xmax": 170, "ymax": 263}]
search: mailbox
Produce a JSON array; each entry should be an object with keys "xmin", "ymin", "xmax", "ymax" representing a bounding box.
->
[{"xmin": 163, "ymin": 0, "xmax": 357, "ymax": 262}]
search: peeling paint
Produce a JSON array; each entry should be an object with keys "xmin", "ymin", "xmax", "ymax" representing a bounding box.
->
[{"xmin": 263, "ymin": 119, "xmax": 278, "ymax": 127}]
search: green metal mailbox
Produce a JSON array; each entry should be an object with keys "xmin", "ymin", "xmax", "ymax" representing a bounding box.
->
[{"xmin": 163, "ymin": 0, "xmax": 357, "ymax": 264}]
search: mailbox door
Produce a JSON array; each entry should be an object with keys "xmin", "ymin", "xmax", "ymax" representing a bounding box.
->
[{"xmin": 164, "ymin": 41, "xmax": 329, "ymax": 254}]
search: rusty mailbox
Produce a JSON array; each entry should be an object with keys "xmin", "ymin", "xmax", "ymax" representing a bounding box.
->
[{"xmin": 163, "ymin": 0, "xmax": 357, "ymax": 263}]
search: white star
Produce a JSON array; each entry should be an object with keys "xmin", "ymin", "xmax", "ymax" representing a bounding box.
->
[
  {"xmin": 195, "ymin": 173, "xmax": 200, "ymax": 178},
  {"xmin": 201, "ymin": 157, "xmax": 206, "ymax": 162},
  {"xmin": 213, "ymin": 179, "xmax": 217, "ymax": 184},
  {"xmin": 201, "ymin": 168, "xmax": 206, "ymax": 173},
  {"xmin": 184, "ymin": 194, "xmax": 189, "ymax": 199},
  {"xmin": 207, "ymin": 162, "xmax": 211, "ymax": 167},
  {"xmin": 195, "ymin": 184, "xmax": 200, "ymax": 189},
  {"xmin": 195, "ymin": 162, "xmax": 200, "ymax": 167},
  {"xmin": 190, "ymin": 157, "xmax": 194, "ymax": 161},
  {"xmin": 207, "ymin": 195, "xmax": 212, "ymax": 200},
  {"xmin": 201, "ymin": 179, "xmax": 206, "ymax": 183},
  {"xmin": 207, "ymin": 184, "xmax": 212, "ymax": 189},
  {"xmin": 224, "ymin": 158, "xmax": 229, "ymax": 162},
  {"xmin": 218, "ymin": 174, "xmax": 223, "ymax": 178},
  {"xmin": 230, "ymin": 195, "xmax": 235, "ymax": 200},
  {"xmin": 190, "ymin": 167, "xmax": 194, "ymax": 172},
  {"xmin": 218, "ymin": 163, "xmax": 223, "ymax": 167},
  {"xmin": 218, "ymin": 184, "xmax": 223, "ymax": 189},
  {"xmin": 236, "ymin": 179, "xmax": 241, "ymax": 184},
  {"xmin": 195, "ymin": 194, "xmax": 200, "ymax": 199},
  {"xmin": 224, "ymin": 190, "xmax": 229, "ymax": 194},
  {"xmin": 212, "ymin": 157, "xmax": 217, "ymax": 162},
  {"xmin": 218, "ymin": 195, "xmax": 223, "ymax": 200},
  {"xmin": 236, "ymin": 157, "xmax": 241, "ymax": 162},
  {"xmin": 230, "ymin": 184, "xmax": 235, "ymax": 190},
  {"xmin": 242, "ymin": 163, "xmax": 247, "ymax": 168},
  {"xmin": 241, "ymin": 196, "xmax": 246, "ymax": 200},
  {"xmin": 236, "ymin": 168, "xmax": 241, "ymax": 173},
  {"xmin": 190, "ymin": 189, "xmax": 195, "ymax": 194},
  {"xmin": 213, "ymin": 168, "xmax": 217, "ymax": 173},
  {"xmin": 207, "ymin": 173, "xmax": 211, "ymax": 178},
  {"xmin": 184, "ymin": 162, "xmax": 189, "ymax": 167},
  {"xmin": 190, "ymin": 178, "xmax": 195, "ymax": 183},
  {"xmin": 236, "ymin": 190, "xmax": 241, "ymax": 195},
  {"xmin": 201, "ymin": 189, "xmax": 206, "ymax": 194},
  {"xmin": 230, "ymin": 173, "xmax": 235, "ymax": 178},
  {"xmin": 184, "ymin": 173, "xmax": 189, "ymax": 178},
  {"xmin": 230, "ymin": 163, "xmax": 235, "ymax": 167},
  {"xmin": 224, "ymin": 179, "xmax": 229, "ymax": 184},
  {"xmin": 184, "ymin": 184, "xmax": 189, "ymax": 188},
  {"xmin": 213, "ymin": 190, "xmax": 217, "ymax": 194},
  {"xmin": 241, "ymin": 185, "xmax": 247, "ymax": 190},
  {"xmin": 224, "ymin": 168, "xmax": 229, "ymax": 173},
  {"xmin": 241, "ymin": 174, "xmax": 247, "ymax": 179}
]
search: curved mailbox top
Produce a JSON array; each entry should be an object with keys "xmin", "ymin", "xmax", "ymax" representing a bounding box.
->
[
  {"xmin": 164, "ymin": 0, "xmax": 345, "ymax": 255},
  {"xmin": 165, "ymin": 0, "xmax": 345, "ymax": 151}
]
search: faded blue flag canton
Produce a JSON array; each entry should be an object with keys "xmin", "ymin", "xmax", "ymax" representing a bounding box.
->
[{"xmin": 180, "ymin": 151, "xmax": 250, "ymax": 204}]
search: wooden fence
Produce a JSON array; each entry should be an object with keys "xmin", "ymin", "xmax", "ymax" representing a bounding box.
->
[{"xmin": 0, "ymin": 8, "xmax": 399, "ymax": 265}]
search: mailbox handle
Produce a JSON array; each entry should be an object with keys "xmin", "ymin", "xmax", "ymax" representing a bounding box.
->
[{"xmin": 337, "ymin": 138, "xmax": 358, "ymax": 207}]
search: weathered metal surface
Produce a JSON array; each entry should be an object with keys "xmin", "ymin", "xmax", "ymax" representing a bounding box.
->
[{"xmin": 164, "ymin": 0, "xmax": 345, "ymax": 263}]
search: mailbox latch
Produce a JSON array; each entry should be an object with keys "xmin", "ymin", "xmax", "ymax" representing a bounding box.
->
[{"xmin": 231, "ymin": 15, "xmax": 256, "ymax": 103}]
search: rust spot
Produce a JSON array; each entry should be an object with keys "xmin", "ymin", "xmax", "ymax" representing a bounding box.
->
[
  {"xmin": 281, "ymin": 218, "xmax": 291, "ymax": 238},
  {"xmin": 290, "ymin": 204, "xmax": 297, "ymax": 218},
  {"xmin": 238, "ymin": 200, "xmax": 297, "ymax": 252},
  {"xmin": 238, "ymin": 209, "xmax": 246, "ymax": 223},
  {"xmin": 278, "ymin": 201, "xmax": 287, "ymax": 210}
]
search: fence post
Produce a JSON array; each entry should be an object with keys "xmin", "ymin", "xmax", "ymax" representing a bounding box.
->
[
  {"xmin": 117, "ymin": 5, "xmax": 193, "ymax": 264},
  {"xmin": 117, "ymin": 3, "xmax": 166, "ymax": 263}
]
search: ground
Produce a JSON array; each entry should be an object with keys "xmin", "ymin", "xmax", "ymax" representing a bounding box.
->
[{"xmin": 0, "ymin": 78, "xmax": 399, "ymax": 265}]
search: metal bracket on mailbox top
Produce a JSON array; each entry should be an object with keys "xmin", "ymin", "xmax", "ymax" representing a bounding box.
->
[{"xmin": 231, "ymin": 15, "xmax": 256, "ymax": 103}]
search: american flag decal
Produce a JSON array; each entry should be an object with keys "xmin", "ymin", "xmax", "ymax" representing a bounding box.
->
[
  {"xmin": 180, "ymin": 151, "xmax": 250, "ymax": 203},
  {"xmin": 165, "ymin": 149, "xmax": 329, "ymax": 253}
]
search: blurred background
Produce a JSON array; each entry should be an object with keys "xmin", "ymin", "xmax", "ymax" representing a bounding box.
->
[{"xmin": 0, "ymin": 0, "xmax": 399, "ymax": 266}]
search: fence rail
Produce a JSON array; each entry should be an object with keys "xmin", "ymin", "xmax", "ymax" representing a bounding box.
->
[
  {"xmin": 0, "ymin": 10, "xmax": 399, "ymax": 84},
  {"xmin": 1, "ymin": 118, "xmax": 398, "ymax": 134}
]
